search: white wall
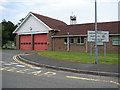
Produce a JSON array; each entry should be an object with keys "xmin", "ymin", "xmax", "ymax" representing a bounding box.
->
[{"xmin": 17, "ymin": 15, "xmax": 50, "ymax": 35}]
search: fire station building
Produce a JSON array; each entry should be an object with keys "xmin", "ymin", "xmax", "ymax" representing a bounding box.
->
[{"xmin": 13, "ymin": 12, "xmax": 120, "ymax": 53}]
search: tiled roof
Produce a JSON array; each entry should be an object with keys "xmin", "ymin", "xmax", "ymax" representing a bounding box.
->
[
  {"xmin": 31, "ymin": 12, "xmax": 67, "ymax": 30},
  {"xmin": 54, "ymin": 21, "xmax": 119, "ymax": 36},
  {"xmin": 32, "ymin": 12, "xmax": 119, "ymax": 36}
]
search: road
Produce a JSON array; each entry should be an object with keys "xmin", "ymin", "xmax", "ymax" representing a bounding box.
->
[{"xmin": 1, "ymin": 50, "xmax": 119, "ymax": 88}]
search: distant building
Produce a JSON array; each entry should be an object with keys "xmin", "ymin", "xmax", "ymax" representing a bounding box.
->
[{"xmin": 13, "ymin": 12, "xmax": 120, "ymax": 53}]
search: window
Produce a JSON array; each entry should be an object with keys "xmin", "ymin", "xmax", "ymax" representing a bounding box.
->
[
  {"xmin": 112, "ymin": 36, "xmax": 120, "ymax": 45},
  {"xmin": 81, "ymin": 36, "xmax": 84, "ymax": 43},
  {"xmin": 77, "ymin": 36, "xmax": 84, "ymax": 44},
  {"xmin": 70, "ymin": 38, "xmax": 74, "ymax": 44},
  {"xmin": 64, "ymin": 38, "xmax": 67, "ymax": 44}
]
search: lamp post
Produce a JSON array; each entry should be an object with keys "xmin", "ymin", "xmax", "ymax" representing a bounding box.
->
[{"xmin": 95, "ymin": 0, "xmax": 98, "ymax": 64}]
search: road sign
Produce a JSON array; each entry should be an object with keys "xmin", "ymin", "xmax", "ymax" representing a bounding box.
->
[{"xmin": 87, "ymin": 31, "xmax": 109, "ymax": 42}]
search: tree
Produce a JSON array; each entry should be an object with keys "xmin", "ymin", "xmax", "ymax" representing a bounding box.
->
[
  {"xmin": 17, "ymin": 18, "xmax": 24, "ymax": 26},
  {"xmin": 1, "ymin": 19, "xmax": 17, "ymax": 47},
  {"xmin": 7, "ymin": 21, "xmax": 17, "ymax": 41}
]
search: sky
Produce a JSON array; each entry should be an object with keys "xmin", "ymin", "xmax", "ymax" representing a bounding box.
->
[{"xmin": 0, "ymin": 0, "xmax": 119, "ymax": 25}]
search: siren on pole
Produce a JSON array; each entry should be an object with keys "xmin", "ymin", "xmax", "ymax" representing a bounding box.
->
[{"xmin": 70, "ymin": 12, "xmax": 77, "ymax": 25}]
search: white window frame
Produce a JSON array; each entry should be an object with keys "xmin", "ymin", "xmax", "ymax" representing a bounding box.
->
[
  {"xmin": 64, "ymin": 38, "xmax": 67, "ymax": 44},
  {"xmin": 70, "ymin": 37, "xmax": 74, "ymax": 44},
  {"xmin": 77, "ymin": 36, "xmax": 84, "ymax": 44},
  {"xmin": 112, "ymin": 36, "xmax": 120, "ymax": 45}
]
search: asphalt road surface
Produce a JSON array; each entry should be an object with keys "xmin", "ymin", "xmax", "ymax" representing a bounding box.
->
[{"xmin": 1, "ymin": 50, "xmax": 119, "ymax": 88}]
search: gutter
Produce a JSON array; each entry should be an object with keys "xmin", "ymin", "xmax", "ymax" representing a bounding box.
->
[{"xmin": 51, "ymin": 34, "xmax": 120, "ymax": 38}]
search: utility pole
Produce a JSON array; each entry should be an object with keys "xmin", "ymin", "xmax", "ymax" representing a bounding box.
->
[{"xmin": 95, "ymin": 0, "xmax": 98, "ymax": 64}]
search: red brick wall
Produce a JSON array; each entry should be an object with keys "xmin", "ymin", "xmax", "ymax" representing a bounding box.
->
[
  {"xmin": 53, "ymin": 36, "xmax": 119, "ymax": 53},
  {"xmin": 53, "ymin": 37, "xmax": 66, "ymax": 51},
  {"xmin": 16, "ymin": 34, "xmax": 19, "ymax": 50},
  {"xmin": 47, "ymin": 31, "xmax": 54, "ymax": 51}
]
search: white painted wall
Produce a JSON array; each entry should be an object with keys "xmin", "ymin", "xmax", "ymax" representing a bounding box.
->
[{"xmin": 16, "ymin": 15, "xmax": 50, "ymax": 35}]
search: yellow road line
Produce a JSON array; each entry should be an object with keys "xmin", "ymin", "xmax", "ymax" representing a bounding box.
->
[
  {"xmin": 13, "ymin": 54, "xmax": 33, "ymax": 67},
  {"xmin": 0, "ymin": 67, "xmax": 9, "ymax": 70},
  {"xmin": 7, "ymin": 67, "xmax": 17, "ymax": 72},
  {"xmin": 28, "ymin": 71, "xmax": 42, "ymax": 75},
  {"xmin": 66, "ymin": 76, "xmax": 120, "ymax": 86},
  {"xmin": 16, "ymin": 69, "xmax": 30, "ymax": 73},
  {"xmin": 43, "ymin": 72, "xmax": 56, "ymax": 77}
]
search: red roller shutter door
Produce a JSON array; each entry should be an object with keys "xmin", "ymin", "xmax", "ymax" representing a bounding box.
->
[
  {"xmin": 34, "ymin": 34, "xmax": 47, "ymax": 50},
  {"xmin": 20, "ymin": 35, "xmax": 31, "ymax": 50}
]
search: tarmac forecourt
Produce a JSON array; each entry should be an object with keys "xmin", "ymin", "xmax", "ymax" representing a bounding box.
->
[{"xmin": 7, "ymin": 53, "xmax": 120, "ymax": 86}]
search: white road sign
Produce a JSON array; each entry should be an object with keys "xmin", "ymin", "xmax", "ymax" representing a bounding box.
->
[{"xmin": 87, "ymin": 31, "xmax": 109, "ymax": 42}]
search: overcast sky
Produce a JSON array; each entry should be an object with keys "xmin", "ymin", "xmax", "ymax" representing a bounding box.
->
[{"xmin": 0, "ymin": 0, "xmax": 119, "ymax": 25}]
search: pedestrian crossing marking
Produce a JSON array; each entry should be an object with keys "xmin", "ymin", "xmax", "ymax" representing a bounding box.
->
[
  {"xmin": 10, "ymin": 62, "xmax": 18, "ymax": 65},
  {"xmin": 30, "ymin": 67, "xmax": 41, "ymax": 69},
  {"xmin": 3, "ymin": 64, "xmax": 12, "ymax": 66},
  {"xmin": 16, "ymin": 65, "xmax": 26, "ymax": 67}
]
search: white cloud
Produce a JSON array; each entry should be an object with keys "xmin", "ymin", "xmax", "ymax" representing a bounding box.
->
[
  {"xmin": 0, "ymin": 5, "xmax": 5, "ymax": 15},
  {"xmin": 1, "ymin": 0, "xmax": 118, "ymax": 24}
]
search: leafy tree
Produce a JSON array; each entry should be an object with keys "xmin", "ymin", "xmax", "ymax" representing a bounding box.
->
[
  {"xmin": 1, "ymin": 18, "xmax": 24, "ymax": 48},
  {"xmin": 7, "ymin": 21, "xmax": 17, "ymax": 41},
  {"xmin": 1, "ymin": 20, "xmax": 17, "ymax": 47},
  {"xmin": 17, "ymin": 18, "xmax": 24, "ymax": 26}
]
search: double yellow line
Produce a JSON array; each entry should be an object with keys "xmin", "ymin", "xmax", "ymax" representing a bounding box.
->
[
  {"xmin": 66, "ymin": 76, "xmax": 120, "ymax": 86},
  {"xmin": 13, "ymin": 54, "xmax": 33, "ymax": 67}
]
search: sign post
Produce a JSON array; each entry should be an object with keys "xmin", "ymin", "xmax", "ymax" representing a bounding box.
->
[
  {"xmin": 87, "ymin": 31, "xmax": 109, "ymax": 42},
  {"xmin": 87, "ymin": 30, "xmax": 109, "ymax": 63},
  {"xmin": 104, "ymin": 43, "xmax": 106, "ymax": 56},
  {"xmin": 90, "ymin": 43, "xmax": 92, "ymax": 56}
]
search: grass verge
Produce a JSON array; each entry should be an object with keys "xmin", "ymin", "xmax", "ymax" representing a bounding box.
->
[{"xmin": 31, "ymin": 51, "xmax": 119, "ymax": 65}]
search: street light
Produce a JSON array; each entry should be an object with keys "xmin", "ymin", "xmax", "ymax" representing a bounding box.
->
[{"xmin": 95, "ymin": 0, "xmax": 98, "ymax": 64}]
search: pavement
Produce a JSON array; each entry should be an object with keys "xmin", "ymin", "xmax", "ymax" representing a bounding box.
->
[{"xmin": 17, "ymin": 53, "xmax": 120, "ymax": 77}]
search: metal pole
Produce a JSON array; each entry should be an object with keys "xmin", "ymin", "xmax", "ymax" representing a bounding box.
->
[
  {"xmin": 52, "ymin": 37, "xmax": 54, "ymax": 51},
  {"xmin": 104, "ymin": 43, "xmax": 106, "ymax": 56},
  {"xmin": 90, "ymin": 43, "xmax": 92, "ymax": 56},
  {"xmin": 67, "ymin": 32, "xmax": 69, "ymax": 52},
  {"xmin": 86, "ymin": 39, "xmax": 88, "ymax": 53},
  {"xmin": 95, "ymin": 0, "xmax": 98, "ymax": 64}
]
